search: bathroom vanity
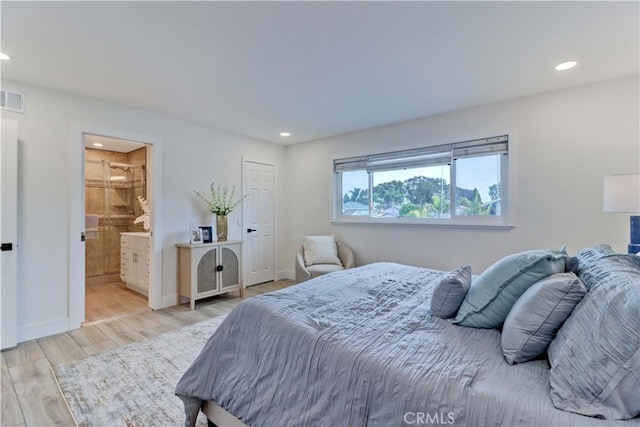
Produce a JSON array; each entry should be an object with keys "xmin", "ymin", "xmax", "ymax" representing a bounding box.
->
[{"xmin": 120, "ymin": 232, "xmax": 150, "ymax": 296}]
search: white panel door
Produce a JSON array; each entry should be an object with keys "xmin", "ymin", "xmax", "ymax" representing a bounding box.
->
[
  {"xmin": 1, "ymin": 119, "xmax": 18, "ymax": 349},
  {"xmin": 243, "ymin": 161, "xmax": 275, "ymax": 286}
]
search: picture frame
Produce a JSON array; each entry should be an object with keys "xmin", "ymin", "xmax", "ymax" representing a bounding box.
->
[
  {"xmin": 190, "ymin": 224, "xmax": 203, "ymax": 245},
  {"xmin": 199, "ymin": 226, "xmax": 213, "ymax": 244}
]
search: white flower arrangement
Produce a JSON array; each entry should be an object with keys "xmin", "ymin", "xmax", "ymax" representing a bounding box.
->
[
  {"xmin": 194, "ymin": 183, "xmax": 248, "ymax": 216},
  {"xmin": 134, "ymin": 195, "xmax": 151, "ymax": 231}
]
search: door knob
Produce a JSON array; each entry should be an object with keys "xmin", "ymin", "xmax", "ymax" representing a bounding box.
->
[{"xmin": 247, "ymin": 228, "xmax": 257, "ymax": 233}]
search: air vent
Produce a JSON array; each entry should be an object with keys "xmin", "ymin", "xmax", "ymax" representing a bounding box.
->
[{"xmin": 0, "ymin": 90, "xmax": 25, "ymax": 113}]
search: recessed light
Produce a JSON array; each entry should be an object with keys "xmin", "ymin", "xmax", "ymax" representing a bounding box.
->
[
  {"xmin": 280, "ymin": 132, "xmax": 291, "ymax": 137},
  {"xmin": 555, "ymin": 61, "xmax": 577, "ymax": 71},
  {"xmin": 92, "ymin": 143, "xmax": 104, "ymax": 147},
  {"xmin": 0, "ymin": 52, "xmax": 11, "ymax": 60}
]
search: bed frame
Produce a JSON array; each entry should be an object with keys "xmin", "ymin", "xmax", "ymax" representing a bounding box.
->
[{"xmin": 203, "ymin": 400, "xmax": 247, "ymax": 427}]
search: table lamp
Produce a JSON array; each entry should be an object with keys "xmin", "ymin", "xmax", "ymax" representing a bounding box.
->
[{"xmin": 603, "ymin": 173, "xmax": 640, "ymax": 254}]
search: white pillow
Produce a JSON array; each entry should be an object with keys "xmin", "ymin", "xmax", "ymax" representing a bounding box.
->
[{"xmin": 301, "ymin": 235, "xmax": 342, "ymax": 267}]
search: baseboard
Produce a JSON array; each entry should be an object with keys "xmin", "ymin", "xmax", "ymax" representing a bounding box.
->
[
  {"xmin": 85, "ymin": 273, "xmax": 120, "ymax": 286},
  {"xmin": 161, "ymin": 293, "xmax": 178, "ymax": 308},
  {"xmin": 125, "ymin": 283, "xmax": 148, "ymax": 297},
  {"xmin": 276, "ymin": 270, "xmax": 295, "ymax": 281},
  {"xmin": 18, "ymin": 317, "xmax": 69, "ymax": 343}
]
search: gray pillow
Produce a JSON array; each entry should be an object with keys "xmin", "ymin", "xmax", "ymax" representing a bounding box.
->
[
  {"xmin": 579, "ymin": 253, "xmax": 640, "ymax": 291},
  {"xmin": 564, "ymin": 256, "xmax": 579, "ymax": 274},
  {"xmin": 548, "ymin": 254, "xmax": 640, "ymax": 419},
  {"xmin": 572, "ymin": 244, "xmax": 614, "ymax": 274},
  {"xmin": 501, "ymin": 273, "xmax": 586, "ymax": 365},
  {"xmin": 430, "ymin": 266, "xmax": 472, "ymax": 319},
  {"xmin": 453, "ymin": 248, "xmax": 567, "ymax": 328}
]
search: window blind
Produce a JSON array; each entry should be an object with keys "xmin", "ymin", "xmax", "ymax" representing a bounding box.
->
[{"xmin": 334, "ymin": 135, "xmax": 508, "ymax": 173}]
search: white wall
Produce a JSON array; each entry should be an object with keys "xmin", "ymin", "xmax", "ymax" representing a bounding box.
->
[
  {"xmin": 282, "ymin": 76, "xmax": 640, "ymax": 274},
  {"xmin": 3, "ymin": 75, "xmax": 637, "ymax": 342},
  {"xmin": 1, "ymin": 80, "xmax": 285, "ymax": 342}
]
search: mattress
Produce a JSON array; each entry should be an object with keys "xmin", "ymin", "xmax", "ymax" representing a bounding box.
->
[{"xmin": 176, "ymin": 262, "xmax": 638, "ymax": 426}]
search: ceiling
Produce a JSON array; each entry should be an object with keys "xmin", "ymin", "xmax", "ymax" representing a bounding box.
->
[
  {"xmin": 84, "ymin": 134, "xmax": 145, "ymax": 153},
  {"xmin": 1, "ymin": 1, "xmax": 638, "ymax": 145}
]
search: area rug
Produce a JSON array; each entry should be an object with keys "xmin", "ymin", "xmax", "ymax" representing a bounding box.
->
[{"xmin": 53, "ymin": 315, "xmax": 227, "ymax": 427}]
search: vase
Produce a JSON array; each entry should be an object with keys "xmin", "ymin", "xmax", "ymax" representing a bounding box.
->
[{"xmin": 216, "ymin": 215, "xmax": 228, "ymax": 241}]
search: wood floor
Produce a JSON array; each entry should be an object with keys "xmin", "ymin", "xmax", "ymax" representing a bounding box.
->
[
  {"xmin": 1, "ymin": 280, "xmax": 295, "ymax": 427},
  {"xmin": 85, "ymin": 280, "xmax": 149, "ymax": 324}
]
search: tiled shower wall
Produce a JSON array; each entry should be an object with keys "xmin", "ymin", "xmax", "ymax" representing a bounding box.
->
[{"xmin": 85, "ymin": 147, "xmax": 147, "ymax": 279}]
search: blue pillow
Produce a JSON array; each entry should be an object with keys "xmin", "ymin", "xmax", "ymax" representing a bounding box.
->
[
  {"xmin": 501, "ymin": 273, "xmax": 586, "ymax": 365},
  {"xmin": 452, "ymin": 248, "xmax": 567, "ymax": 328},
  {"xmin": 430, "ymin": 266, "xmax": 472, "ymax": 319},
  {"xmin": 548, "ymin": 254, "xmax": 640, "ymax": 420}
]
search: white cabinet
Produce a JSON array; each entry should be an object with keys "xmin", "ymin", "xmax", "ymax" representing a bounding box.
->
[
  {"xmin": 176, "ymin": 241, "xmax": 243, "ymax": 310},
  {"xmin": 120, "ymin": 232, "xmax": 150, "ymax": 296}
]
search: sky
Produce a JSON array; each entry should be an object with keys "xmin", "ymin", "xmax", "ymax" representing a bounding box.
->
[{"xmin": 342, "ymin": 155, "xmax": 500, "ymax": 202}]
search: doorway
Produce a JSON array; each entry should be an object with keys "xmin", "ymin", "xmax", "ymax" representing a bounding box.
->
[
  {"xmin": 83, "ymin": 135, "xmax": 150, "ymax": 323},
  {"xmin": 242, "ymin": 159, "xmax": 276, "ymax": 286},
  {"xmin": 69, "ymin": 125, "xmax": 163, "ymax": 331}
]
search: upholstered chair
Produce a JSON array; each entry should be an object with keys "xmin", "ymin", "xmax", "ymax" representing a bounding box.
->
[{"xmin": 295, "ymin": 240, "xmax": 355, "ymax": 283}]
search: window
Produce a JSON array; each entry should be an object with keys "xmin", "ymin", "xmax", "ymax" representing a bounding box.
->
[
  {"xmin": 334, "ymin": 135, "xmax": 509, "ymax": 227},
  {"xmin": 341, "ymin": 170, "xmax": 370, "ymax": 216}
]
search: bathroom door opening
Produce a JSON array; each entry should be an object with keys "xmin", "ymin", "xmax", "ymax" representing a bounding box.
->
[{"xmin": 83, "ymin": 134, "xmax": 151, "ymax": 324}]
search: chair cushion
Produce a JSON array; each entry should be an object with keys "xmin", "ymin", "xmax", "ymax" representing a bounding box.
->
[
  {"xmin": 430, "ymin": 266, "xmax": 472, "ymax": 319},
  {"xmin": 307, "ymin": 264, "xmax": 344, "ymax": 278},
  {"xmin": 301, "ymin": 235, "xmax": 342, "ymax": 267},
  {"xmin": 501, "ymin": 272, "xmax": 586, "ymax": 365},
  {"xmin": 453, "ymin": 248, "xmax": 567, "ymax": 328}
]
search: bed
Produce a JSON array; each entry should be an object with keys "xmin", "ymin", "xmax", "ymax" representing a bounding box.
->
[{"xmin": 176, "ymin": 259, "xmax": 639, "ymax": 427}]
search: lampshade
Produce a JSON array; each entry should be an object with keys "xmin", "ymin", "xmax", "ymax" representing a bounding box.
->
[{"xmin": 603, "ymin": 173, "xmax": 640, "ymax": 213}]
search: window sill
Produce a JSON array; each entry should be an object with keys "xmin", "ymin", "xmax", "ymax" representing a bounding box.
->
[{"xmin": 331, "ymin": 218, "xmax": 514, "ymax": 231}]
